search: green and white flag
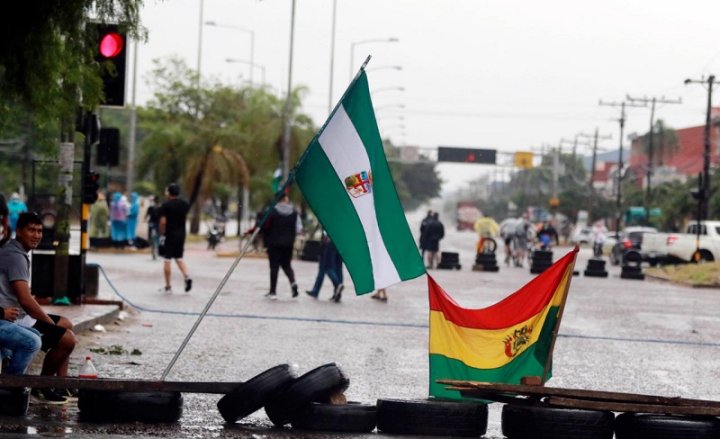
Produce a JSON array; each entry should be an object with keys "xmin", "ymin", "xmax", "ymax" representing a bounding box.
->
[{"xmin": 294, "ymin": 70, "xmax": 425, "ymax": 294}]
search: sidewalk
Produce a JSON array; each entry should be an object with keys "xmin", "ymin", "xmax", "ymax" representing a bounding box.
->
[{"xmin": 40, "ymin": 294, "xmax": 122, "ymax": 334}]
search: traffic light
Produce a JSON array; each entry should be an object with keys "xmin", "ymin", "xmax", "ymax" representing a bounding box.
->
[
  {"xmin": 437, "ymin": 147, "xmax": 497, "ymax": 164},
  {"xmin": 90, "ymin": 22, "xmax": 127, "ymax": 107},
  {"xmin": 97, "ymin": 127, "xmax": 120, "ymax": 166},
  {"xmin": 83, "ymin": 171, "xmax": 100, "ymax": 204}
]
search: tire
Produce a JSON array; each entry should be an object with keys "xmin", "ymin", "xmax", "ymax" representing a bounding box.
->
[
  {"xmin": 615, "ymin": 412, "xmax": 720, "ymax": 439},
  {"xmin": 264, "ymin": 363, "xmax": 349, "ymax": 426},
  {"xmin": 501, "ymin": 404, "xmax": 614, "ymax": 439},
  {"xmin": 623, "ymin": 250, "xmax": 643, "ymax": 265},
  {"xmin": 698, "ymin": 250, "xmax": 714, "ymax": 263},
  {"xmin": 533, "ymin": 250, "xmax": 553, "ymax": 261},
  {"xmin": 78, "ymin": 390, "xmax": 183, "ymax": 422},
  {"xmin": 377, "ymin": 398, "xmax": 488, "ymax": 437},
  {"xmin": 291, "ymin": 402, "xmax": 376, "ymax": 433},
  {"xmin": 480, "ymin": 238, "xmax": 497, "ymax": 254},
  {"xmin": 217, "ymin": 364, "xmax": 298, "ymax": 423},
  {"xmin": 0, "ymin": 387, "xmax": 29, "ymax": 416},
  {"xmin": 587, "ymin": 259, "xmax": 606, "ymax": 270}
]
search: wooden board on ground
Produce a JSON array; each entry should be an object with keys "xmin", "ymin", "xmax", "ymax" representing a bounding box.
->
[
  {"xmin": 442, "ymin": 379, "xmax": 720, "ymax": 415},
  {"xmin": 0, "ymin": 375, "xmax": 240, "ymax": 394}
]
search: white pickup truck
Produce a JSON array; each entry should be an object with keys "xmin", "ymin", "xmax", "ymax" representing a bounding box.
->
[{"xmin": 641, "ymin": 220, "xmax": 720, "ymax": 264}]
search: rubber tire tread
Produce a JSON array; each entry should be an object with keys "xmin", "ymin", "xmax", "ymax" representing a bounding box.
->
[
  {"xmin": 217, "ymin": 363, "xmax": 298, "ymax": 423},
  {"xmin": 615, "ymin": 412, "xmax": 720, "ymax": 439},
  {"xmin": 502, "ymin": 404, "xmax": 614, "ymax": 439},
  {"xmin": 0, "ymin": 387, "xmax": 29, "ymax": 416},
  {"xmin": 377, "ymin": 398, "xmax": 488, "ymax": 437},
  {"xmin": 291, "ymin": 402, "xmax": 377, "ymax": 432},
  {"xmin": 264, "ymin": 363, "xmax": 350, "ymax": 426},
  {"xmin": 78, "ymin": 390, "xmax": 183, "ymax": 422}
]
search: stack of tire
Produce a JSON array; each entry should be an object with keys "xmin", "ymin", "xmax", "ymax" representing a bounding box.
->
[
  {"xmin": 437, "ymin": 252, "xmax": 462, "ymax": 270},
  {"xmin": 78, "ymin": 389, "xmax": 183, "ymax": 422},
  {"xmin": 218, "ymin": 363, "xmax": 376, "ymax": 434},
  {"xmin": 621, "ymin": 249, "xmax": 645, "ymax": 280},
  {"xmin": 472, "ymin": 238, "xmax": 499, "ymax": 272},
  {"xmin": 376, "ymin": 398, "xmax": 488, "ymax": 437},
  {"xmin": 530, "ymin": 250, "xmax": 553, "ymax": 274},
  {"xmin": 501, "ymin": 404, "xmax": 720, "ymax": 438},
  {"xmin": 584, "ymin": 257, "xmax": 609, "ymax": 277}
]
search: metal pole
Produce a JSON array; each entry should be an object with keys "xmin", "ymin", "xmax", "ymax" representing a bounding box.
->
[
  {"xmin": 645, "ymin": 98, "xmax": 656, "ymax": 225},
  {"xmin": 281, "ymin": 0, "xmax": 296, "ymax": 183},
  {"xmin": 616, "ymin": 102, "xmax": 626, "ymax": 240},
  {"xmin": 126, "ymin": 38, "xmax": 139, "ymax": 192},
  {"xmin": 703, "ymin": 76, "xmax": 715, "ymax": 220},
  {"xmin": 328, "ymin": 0, "xmax": 337, "ymax": 114},
  {"xmin": 196, "ymin": 0, "xmax": 204, "ymax": 86}
]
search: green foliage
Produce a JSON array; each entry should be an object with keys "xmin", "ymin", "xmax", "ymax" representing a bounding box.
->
[{"xmin": 384, "ymin": 144, "xmax": 442, "ymax": 211}]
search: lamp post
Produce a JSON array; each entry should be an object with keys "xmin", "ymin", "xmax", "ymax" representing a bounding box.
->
[
  {"xmin": 350, "ymin": 38, "xmax": 398, "ymax": 80},
  {"xmin": 684, "ymin": 75, "xmax": 716, "ymax": 221},
  {"xmin": 205, "ymin": 20, "xmax": 255, "ymax": 83},
  {"xmin": 281, "ymin": 0, "xmax": 297, "ymax": 184},
  {"xmin": 226, "ymin": 58, "xmax": 266, "ymax": 85}
]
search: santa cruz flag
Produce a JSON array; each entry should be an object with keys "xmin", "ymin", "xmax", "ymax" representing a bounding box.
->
[
  {"xmin": 294, "ymin": 70, "xmax": 425, "ymax": 294},
  {"xmin": 428, "ymin": 248, "xmax": 578, "ymax": 400}
]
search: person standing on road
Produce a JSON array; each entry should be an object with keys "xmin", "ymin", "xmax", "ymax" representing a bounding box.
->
[
  {"xmin": 305, "ymin": 230, "xmax": 344, "ymax": 302},
  {"xmin": 145, "ymin": 195, "xmax": 161, "ymax": 260},
  {"xmin": 263, "ymin": 194, "xmax": 302, "ymax": 300},
  {"xmin": 126, "ymin": 191, "xmax": 140, "ymax": 246},
  {"xmin": 110, "ymin": 192, "xmax": 128, "ymax": 248},
  {"xmin": 537, "ymin": 221, "xmax": 559, "ymax": 250},
  {"xmin": 89, "ymin": 191, "xmax": 110, "ymax": 243},
  {"xmin": 158, "ymin": 183, "xmax": 192, "ymax": 293},
  {"xmin": 473, "ymin": 213, "xmax": 500, "ymax": 254},
  {"xmin": 591, "ymin": 219, "xmax": 608, "ymax": 258},
  {"xmin": 6, "ymin": 193, "xmax": 27, "ymax": 237},
  {"xmin": 0, "ymin": 212, "xmax": 77, "ymax": 403},
  {"xmin": 425, "ymin": 213, "xmax": 445, "ymax": 269},
  {"xmin": 419, "ymin": 210, "xmax": 433, "ymax": 261}
]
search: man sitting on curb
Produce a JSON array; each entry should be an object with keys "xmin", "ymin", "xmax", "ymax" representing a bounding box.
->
[{"xmin": 0, "ymin": 212, "xmax": 77, "ymax": 404}]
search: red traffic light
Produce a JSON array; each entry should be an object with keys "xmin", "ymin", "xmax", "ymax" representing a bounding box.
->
[{"xmin": 99, "ymin": 32, "xmax": 124, "ymax": 58}]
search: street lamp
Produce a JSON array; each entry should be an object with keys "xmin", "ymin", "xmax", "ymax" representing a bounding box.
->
[
  {"xmin": 226, "ymin": 58, "xmax": 266, "ymax": 85},
  {"xmin": 205, "ymin": 20, "xmax": 255, "ymax": 83},
  {"xmin": 350, "ymin": 37, "xmax": 398, "ymax": 80},
  {"xmin": 684, "ymin": 75, "xmax": 716, "ymax": 221},
  {"xmin": 367, "ymin": 65, "xmax": 403, "ymax": 73}
]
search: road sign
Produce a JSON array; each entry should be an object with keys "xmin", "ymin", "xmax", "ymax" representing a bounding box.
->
[{"xmin": 515, "ymin": 151, "xmax": 534, "ymax": 169}]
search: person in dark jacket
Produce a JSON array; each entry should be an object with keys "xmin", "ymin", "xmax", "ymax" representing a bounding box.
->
[
  {"xmin": 418, "ymin": 210, "xmax": 433, "ymax": 260},
  {"xmin": 263, "ymin": 194, "xmax": 302, "ymax": 300},
  {"xmin": 425, "ymin": 213, "xmax": 445, "ymax": 269}
]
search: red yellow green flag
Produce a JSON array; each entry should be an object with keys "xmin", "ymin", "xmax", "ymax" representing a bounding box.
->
[{"xmin": 429, "ymin": 248, "xmax": 578, "ymax": 400}]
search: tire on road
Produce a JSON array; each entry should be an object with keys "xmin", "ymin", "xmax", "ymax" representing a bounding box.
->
[
  {"xmin": 615, "ymin": 412, "xmax": 720, "ymax": 439},
  {"xmin": 290, "ymin": 401, "xmax": 376, "ymax": 433},
  {"xmin": 264, "ymin": 363, "xmax": 350, "ymax": 427},
  {"xmin": 501, "ymin": 404, "xmax": 614, "ymax": 439},
  {"xmin": 376, "ymin": 398, "xmax": 488, "ymax": 437},
  {"xmin": 0, "ymin": 387, "xmax": 29, "ymax": 416},
  {"xmin": 217, "ymin": 363, "xmax": 298, "ymax": 423},
  {"xmin": 78, "ymin": 390, "xmax": 183, "ymax": 422}
]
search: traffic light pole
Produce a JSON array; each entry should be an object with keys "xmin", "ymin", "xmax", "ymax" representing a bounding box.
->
[{"xmin": 79, "ymin": 111, "xmax": 100, "ymax": 301}]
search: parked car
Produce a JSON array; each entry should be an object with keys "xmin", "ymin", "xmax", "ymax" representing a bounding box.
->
[
  {"xmin": 608, "ymin": 226, "xmax": 658, "ymax": 265},
  {"xmin": 570, "ymin": 226, "xmax": 592, "ymax": 245},
  {"xmin": 642, "ymin": 221, "xmax": 720, "ymax": 264}
]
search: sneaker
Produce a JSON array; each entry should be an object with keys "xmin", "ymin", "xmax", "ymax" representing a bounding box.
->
[
  {"xmin": 264, "ymin": 292, "xmax": 277, "ymax": 300},
  {"xmin": 332, "ymin": 284, "xmax": 343, "ymax": 303},
  {"xmin": 61, "ymin": 388, "xmax": 79, "ymax": 399},
  {"xmin": 305, "ymin": 290, "xmax": 318, "ymax": 299},
  {"xmin": 184, "ymin": 278, "xmax": 192, "ymax": 292},
  {"xmin": 291, "ymin": 284, "xmax": 299, "ymax": 298},
  {"xmin": 159, "ymin": 286, "xmax": 173, "ymax": 294},
  {"xmin": 31, "ymin": 388, "xmax": 67, "ymax": 405}
]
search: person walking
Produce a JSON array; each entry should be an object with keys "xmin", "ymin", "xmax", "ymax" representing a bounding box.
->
[
  {"xmin": 262, "ymin": 194, "xmax": 302, "ymax": 300},
  {"xmin": 537, "ymin": 221, "xmax": 559, "ymax": 250},
  {"xmin": 305, "ymin": 231, "xmax": 344, "ymax": 302},
  {"xmin": 425, "ymin": 213, "xmax": 445, "ymax": 269},
  {"xmin": 0, "ymin": 212, "xmax": 77, "ymax": 403},
  {"xmin": 110, "ymin": 192, "xmax": 128, "ymax": 248},
  {"xmin": 126, "ymin": 191, "xmax": 140, "ymax": 245},
  {"xmin": 370, "ymin": 288, "xmax": 388, "ymax": 302},
  {"xmin": 6, "ymin": 192, "xmax": 27, "ymax": 236},
  {"xmin": 158, "ymin": 183, "xmax": 192, "ymax": 293}
]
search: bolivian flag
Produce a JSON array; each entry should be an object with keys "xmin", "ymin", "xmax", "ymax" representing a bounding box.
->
[{"xmin": 429, "ymin": 248, "xmax": 578, "ymax": 400}]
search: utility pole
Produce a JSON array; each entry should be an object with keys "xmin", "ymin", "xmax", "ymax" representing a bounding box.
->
[
  {"xmin": 684, "ymin": 75, "xmax": 716, "ymax": 220},
  {"xmin": 599, "ymin": 99, "xmax": 645, "ymax": 238},
  {"xmin": 626, "ymin": 95, "xmax": 682, "ymax": 225},
  {"xmin": 578, "ymin": 129, "xmax": 612, "ymax": 218}
]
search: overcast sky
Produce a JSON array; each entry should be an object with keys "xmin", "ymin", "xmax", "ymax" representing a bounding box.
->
[{"xmin": 133, "ymin": 0, "xmax": 720, "ymax": 191}]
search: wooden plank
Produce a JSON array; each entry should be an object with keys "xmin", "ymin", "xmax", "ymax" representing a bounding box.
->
[
  {"xmin": 439, "ymin": 380, "xmax": 720, "ymax": 408},
  {"xmin": 0, "ymin": 375, "xmax": 241, "ymax": 394},
  {"xmin": 546, "ymin": 396, "xmax": 720, "ymax": 417}
]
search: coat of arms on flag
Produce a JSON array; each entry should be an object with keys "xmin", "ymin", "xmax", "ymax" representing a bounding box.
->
[{"xmin": 345, "ymin": 171, "xmax": 372, "ymax": 198}]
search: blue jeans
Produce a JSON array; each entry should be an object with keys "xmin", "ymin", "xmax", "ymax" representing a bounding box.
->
[{"xmin": 0, "ymin": 321, "xmax": 41, "ymax": 374}]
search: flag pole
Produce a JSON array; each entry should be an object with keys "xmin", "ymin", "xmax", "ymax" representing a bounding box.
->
[
  {"xmin": 540, "ymin": 246, "xmax": 579, "ymax": 384},
  {"xmin": 161, "ymin": 58, "xmax": 375, "ymax": 380}
]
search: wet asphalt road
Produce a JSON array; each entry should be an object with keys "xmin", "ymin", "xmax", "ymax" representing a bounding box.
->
[{"xmin": 2, "ymin": 215, "xmax": 719, "ymax": 438}]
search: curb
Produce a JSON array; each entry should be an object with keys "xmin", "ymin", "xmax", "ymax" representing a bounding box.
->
[
  {"xmin": 644, "ymin": 273, "xmax": 720, "ymax": 289},
  {"xmin": 73, "ymin": 307, "xmax": 121, "ymax": 334}
]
